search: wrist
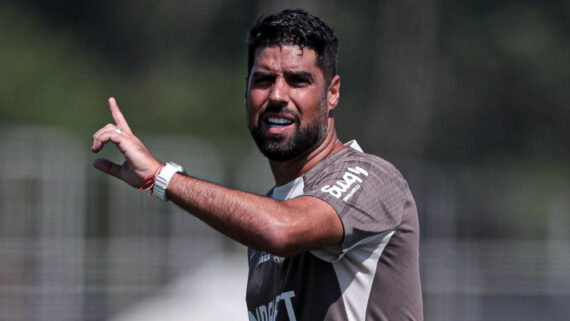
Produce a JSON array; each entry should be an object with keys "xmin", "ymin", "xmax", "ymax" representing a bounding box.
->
[
  {"xmin": 152, "ymin": 161, "xmax": 187, "ymax": 201},
  {"xmin": 139, "ymin": 164, "xmax": 165, "ymax": 196}
]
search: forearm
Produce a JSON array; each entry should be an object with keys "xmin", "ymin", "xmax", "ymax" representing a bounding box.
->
[
  {"xmin": 165, "ymin": 173, "xmax": 342, "ymax": 256},
  {"xmin": 167, "ymin": 173, "xmax": 290, "ymax": 253}
]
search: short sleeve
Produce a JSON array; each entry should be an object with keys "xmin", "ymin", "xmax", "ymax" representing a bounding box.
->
[{"xmin": 303, "ymin": 150, "xmax": 411, "ymax": 259}]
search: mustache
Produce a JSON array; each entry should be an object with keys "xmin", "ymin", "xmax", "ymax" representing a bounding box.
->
[{"xmin": 259, "ymin": 103, "xmax": 300, "ymax": 121}]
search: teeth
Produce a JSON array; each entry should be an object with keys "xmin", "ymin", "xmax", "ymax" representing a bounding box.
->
[{"xmin": 267, "ymin": 117, "xmax": 292, "ymax": 125}]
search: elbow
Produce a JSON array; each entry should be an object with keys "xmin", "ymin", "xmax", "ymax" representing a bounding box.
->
[{"xmin": 262, "ymin": 226, "xmax": 301, "ymax": 257}]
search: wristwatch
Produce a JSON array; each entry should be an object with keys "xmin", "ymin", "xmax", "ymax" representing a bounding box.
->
[{"xmin": 153, "ymin": 161, "xmax": 187, "ymax": 201}]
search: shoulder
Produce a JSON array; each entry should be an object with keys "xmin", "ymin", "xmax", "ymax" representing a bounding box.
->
[
  {"xmin": 302, "ymin": 145, "xmax": 414, "ymax": 255},
  {"xmin": 305, "ymin": 146, "xmax": 409, "ymax": 194}
]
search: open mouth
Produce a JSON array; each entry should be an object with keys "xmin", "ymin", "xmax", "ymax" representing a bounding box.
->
[
  {"xmin": 267, "ymin": 117, "xmax": 293, "ymax": 128},
  {"xmin": 260, "ymin": 111, "xmax": 297, "ymax": 134}
]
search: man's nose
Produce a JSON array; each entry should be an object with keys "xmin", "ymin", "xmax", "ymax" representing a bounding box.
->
[{"xmin": 269, "ymin": 77, "xmax": 289, "ymax": 103}]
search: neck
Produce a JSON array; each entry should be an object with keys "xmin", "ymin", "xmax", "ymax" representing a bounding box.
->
[{"xmin": 269, "ymin": 120, "xmax": 345, "ymax": 186}]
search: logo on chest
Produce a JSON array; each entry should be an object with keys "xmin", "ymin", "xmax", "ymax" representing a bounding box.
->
[{"xmin": 249, "ymin": 291, "xmax": 296, "ymax": 321}]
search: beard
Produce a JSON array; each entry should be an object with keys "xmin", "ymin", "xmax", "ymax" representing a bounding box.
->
[{"xmin": 249, "ymin": 101, "xmax": 328, "ymax": 162}]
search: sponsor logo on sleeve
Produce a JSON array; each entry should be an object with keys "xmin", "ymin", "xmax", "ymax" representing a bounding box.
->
[{"xmin": 320, "ymin": 166, "xmax": 368, "ymax": 201}]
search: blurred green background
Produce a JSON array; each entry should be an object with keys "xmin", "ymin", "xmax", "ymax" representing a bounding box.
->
[
  {"xmin": 0, "ymin": 1, "xmax": 568, "ymax": 320},
  {"xmin": 2, "ymin": 0, "xmax": 567, "ymax": 172}
]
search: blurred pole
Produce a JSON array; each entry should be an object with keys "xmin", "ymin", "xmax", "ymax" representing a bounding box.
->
[
  {"xmin": 0, "ymin": 127, "xmax": 87, "ymax": 321},
  {"xmin": 36, "ymin": 129, "xmax": 86, "ymax": 321},
  {"xmin": 365, "ymin": 0, "xmax": 438, "ymax": 157},
  {"xmin": 547, "ymin": 187, "xmax": 570, "ymax": 295}
]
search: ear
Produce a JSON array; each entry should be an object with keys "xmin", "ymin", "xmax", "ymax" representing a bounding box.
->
[{"xmin": 327, "ymin": 75, "xmax": 341, "ymax": 111}]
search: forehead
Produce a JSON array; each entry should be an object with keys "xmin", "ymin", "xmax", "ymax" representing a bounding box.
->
[{"xmin": 252, "ymin": 45, "xmax": 320, "ymax": 73}]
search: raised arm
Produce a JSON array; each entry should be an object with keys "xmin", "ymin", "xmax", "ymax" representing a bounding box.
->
[{"xmin": 91, "ymin": 98, "xmax": 343, "ymax": 257}]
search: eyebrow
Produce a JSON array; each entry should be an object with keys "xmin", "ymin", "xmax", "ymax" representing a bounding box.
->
[
  {"xmin": 283, "ymin": 71, "xmax": 313, "ymax": 80},
  {"xmin": 250, "ymin": 70, "xmax": 314, "ymax": 82},
  {"xmin": 251, "ymin": 71, "xmax": 275, "ymax": 78}
]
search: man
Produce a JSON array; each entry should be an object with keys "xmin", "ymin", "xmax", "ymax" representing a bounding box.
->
[{"xmin": 91, "ymin": 9, "xmax": 423, "ymax": 321}]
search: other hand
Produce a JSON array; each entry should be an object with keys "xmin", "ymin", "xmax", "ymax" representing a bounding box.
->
[{"xmin": 91, "ymin": 97, "xmax": 162, "ymax": 188}]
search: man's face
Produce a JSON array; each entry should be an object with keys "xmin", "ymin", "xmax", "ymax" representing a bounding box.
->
[{"xmin": 246, "ymin": 45, "xmax": 331, "ymax": 161}]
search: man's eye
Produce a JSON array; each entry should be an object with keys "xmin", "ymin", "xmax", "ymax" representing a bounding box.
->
[
  {"xmin": 289, "ymin": 77, "xmax": 310, "ymax": 86},
  {"xmin": 253, "ymin": 76, "xmax": 273, "ymax": 85}
]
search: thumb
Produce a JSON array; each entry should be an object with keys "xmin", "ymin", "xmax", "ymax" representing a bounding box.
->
[{"xmin": 93, "ymin": 158, "xmax": 123, "ymax": 179}]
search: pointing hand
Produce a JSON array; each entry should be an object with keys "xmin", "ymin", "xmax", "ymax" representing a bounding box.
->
[{"xmin": 91, "ymin": 97, "xmax": 162, "ymax": 188}]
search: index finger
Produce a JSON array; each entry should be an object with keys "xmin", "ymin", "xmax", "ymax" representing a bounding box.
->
[{"xmin": 108, "ymin": 97, "xmax": 133, "ymax": 134}]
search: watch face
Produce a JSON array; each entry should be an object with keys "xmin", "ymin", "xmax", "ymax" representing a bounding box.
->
[{"xmin": 167, "ymin": 162, "xmax": 187, "ymax": 175}]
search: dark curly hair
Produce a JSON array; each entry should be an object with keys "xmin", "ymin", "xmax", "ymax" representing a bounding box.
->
[{"xmin": 247, "ymin": 9, "xmax": 339, "ymax": 84}]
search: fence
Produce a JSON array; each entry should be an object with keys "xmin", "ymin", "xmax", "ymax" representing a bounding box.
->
[{"xmin": 0, "ymin": 125, "xmax": 568, "ymax": 320}]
